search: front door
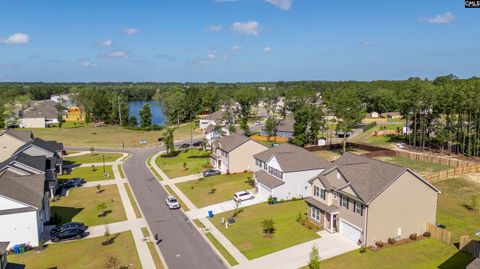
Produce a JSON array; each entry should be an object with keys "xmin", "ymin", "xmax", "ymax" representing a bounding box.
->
[{"xmin": 217, "ymin": 160, "xmax": 221, "ymax": 169}]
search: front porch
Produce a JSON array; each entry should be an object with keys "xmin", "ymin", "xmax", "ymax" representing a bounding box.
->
[
  {"xmin": 210, "ymin": 154, "xmax": 228, "ymax": 174},
  {"xmin": 305, "ymin": 197, "xmax": 339, "ymax": 233}
]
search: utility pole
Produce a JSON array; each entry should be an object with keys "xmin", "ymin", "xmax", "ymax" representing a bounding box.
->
[{"xmin": 102, "ymin": 154, "xmax": 106, "ymax": 174}]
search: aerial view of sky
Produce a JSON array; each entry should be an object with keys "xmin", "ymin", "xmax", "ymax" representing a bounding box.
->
[{"xmin": 0, "ymin": 0, "xmax": 478, "ymax": 82}]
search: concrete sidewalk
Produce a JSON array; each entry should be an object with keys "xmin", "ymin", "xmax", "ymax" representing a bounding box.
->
[
  {"xmin": 187, "ymin": 196, "xmax": 266, "ymax": 220},
  {"xmin": 78, "ymin": 161, "xmax": 116, "ymax": 167},
  {"xmin": 163, "ymin": 173, "xmax": 203, "ymax": 185},
  {"xmin": 149, "ymin": 152, "xmax": 171, "ymax": 180},
  {"xmin": 82, "ymin": 179, "xmax": 122, "ymax": 188}
]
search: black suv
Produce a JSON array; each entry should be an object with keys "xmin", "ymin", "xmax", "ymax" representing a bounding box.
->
[
  {"xmin": 50, "ymin": 222, "xmax": 87, "ymax": 235},
  {"xmin": 51, "ymin": 227, "xmax": 86, "ymax": 242}
]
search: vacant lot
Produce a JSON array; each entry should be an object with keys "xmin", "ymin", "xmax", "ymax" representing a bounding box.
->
[
  {"xmin": 306, "ymin": 238, "xmax": 473, "ymax": 269},
  {"xmin": 212, "ymin": 200, "xmax": 319, "ymax": 259},
  {"xmin": 312, "ymin": 147, "xmax": 370, "ymax": 162},
  {"xmin": 8, "ymin": 231, "xmax": 141, "ymax": 269},
  {"xmin": 155, "ymin": 148, "xmax": 210, "ymax": 179},
  {"xmin": 177, "ymin": 173, "xmax": 253, "ymax": 207},
  {"xmin": 64, "ymin": 153, "xmax": 123, "ymax": 165},
  {"xmin": 376, "ymin": 156, "xmax": 451, "ymax": 176},
  {"xmin": 51, "ymin": 185, "xmax": 126, "ymax": 226},
  {"xmin": 59, "ymin": 165, "xmax": 114, "ymax": 182},
  {"xmin": 364, "ymin": 135, "xmax": 405, "ymax": 148}
]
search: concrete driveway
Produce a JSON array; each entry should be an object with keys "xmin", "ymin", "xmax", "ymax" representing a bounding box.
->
[{"xmin": 186, "ymin": 196, "xmax": 267, "ymax": 220}]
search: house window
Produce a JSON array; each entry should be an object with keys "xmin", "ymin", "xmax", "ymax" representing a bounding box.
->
[
  {"xmin": 320, "ymin": 188, "xmax": 326, "ymax": 200},
  {"xmin": 333, "ymin": 191, "xmax": 338, "ymax": 199},
  {"xmin": 311, "ymin": 207, "xmax": 320, "ymax": 221},
  {"xmin": 354, "ymin": 201, "xmax": 363, "ymax": 215},
  {"xmin": 341, "ymin": 195, "xmax": 349, "ymax": 209},
  {"xmin": 314, "ymin": 186, "xmax": 320, "ymax": 197},
  {"xmin": 268, "ymin": 166, "xmax": 283, "ymax": 180}
]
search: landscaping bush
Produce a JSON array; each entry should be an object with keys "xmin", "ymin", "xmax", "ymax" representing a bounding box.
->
[
  {"xmin": 309, "ymin": 246, "xmax": 321, "ymax": 269},
  {"xmin": 359, "ymin": 246, "xmax": 367, "ymax": 253},
  {"xmin": 387, "ymin": 237, "xmax": 396, "ymax": 244},
  {"xmin": 375, "ymin": 241, "xmax": 384, "ymax": 248},
  {"xmin": 409, "ymin": 233, "xmax": 417, "ymax": 240},
  {"xmin": 292, "ymin": 197, "xmax": 297, "ymax": 201},
  {"xmin": 296, "ymin": 211, "xmax": 302, "ymax": 222},
  {"xmin": 267, "ymin": 196, "xmax": 274, "ymax": 204},
  {"xmin": 245, "ymin": 177, "xmax": 255, "ymax": 187},
  {"xmin": 423, "ymin": 231, "xmax": 431, "ymax": 237}
]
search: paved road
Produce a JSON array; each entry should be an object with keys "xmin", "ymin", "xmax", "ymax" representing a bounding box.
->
[{"xmin": 123, "ymin": 146, "xmax": 227, "ymax": 269}]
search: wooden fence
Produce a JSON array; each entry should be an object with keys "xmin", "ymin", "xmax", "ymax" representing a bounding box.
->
[
  {"xmin": 395, "ymin": 150, "xmax": 473, "ymax": 167},
  {"xmin": 427, "ymin": 223, "xmax": 452, "ymax": 245},
  {"xmin": 250, "ymin": 135, "xmax": 289, "ymax": 143},
  {"xmin": 425, "ymin": 164, "xmax": 480, "ymax": 182}
]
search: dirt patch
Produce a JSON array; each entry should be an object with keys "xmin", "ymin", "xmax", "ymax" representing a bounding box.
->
[
  {"xmin": 237, "ymin": 242, "xmax": 253, "ymax": 251},
  {"xmin": 464, "ymin": 173, "xmax": 480, "ymax": 184}
]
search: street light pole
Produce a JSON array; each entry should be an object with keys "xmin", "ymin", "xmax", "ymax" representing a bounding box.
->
[{"xmin": 102, "ymin": 154, "xmax": 106, "ymax": 174}]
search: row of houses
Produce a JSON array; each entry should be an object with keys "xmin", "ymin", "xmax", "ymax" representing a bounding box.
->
[
  {"xmin": 209, "ymin": 133, "xmax": 440, "ymax": 247},
  {"xmin": 0, "ymin": 130, "xmax": 64, "ymax": 252}
]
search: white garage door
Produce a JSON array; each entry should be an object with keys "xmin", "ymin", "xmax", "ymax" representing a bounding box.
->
[
  {"xmin": 339, "ymin": 219, "xmax": 362, "ymax": 243},
  {"xmin": 257, "ymin": 183, "xmax": 272, "ymax": 199}
]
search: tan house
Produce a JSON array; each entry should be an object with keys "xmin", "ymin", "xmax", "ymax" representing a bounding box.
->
[
  {"xmin": 0, "ymin": 130, "xmax": 33, "ymax": 162},
  {"xmin": 210, "ymin": 134, "xmax": 267, "ymax": 174},
  {"xmin": 305, "ymin": 153, "xmax": 440, "ymax": 246}
]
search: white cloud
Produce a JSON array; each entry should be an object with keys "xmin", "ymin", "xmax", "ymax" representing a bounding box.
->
[
  {"xmin": 188, "ymin": 49, "xmax": 231, "ymax": 65},
  {"xmin": 207, "ymin": 25, "xmax": 223, "ymax": 32},
  {"xmin": 231, "ymin": 45, "xmax": 243, "ymax": 51},
  {"xmin": 360, "ymin": 41, "xmax": 375, "ymax": 47},
  {"xmin": 76, "ymin": 59, "xmax": 97, "ymax": 68},
  {"xmin": 0, "ymin": 33, "xmax": 31, "ymax": 45},
  {"xmin": 97, "ymin": 39, "xmax": 113, "ymax": 47},
  {"xmin": 422, "ymin": 12, "xmax": 455, "ymax": 24},
  {"xmin": 102, "ymin": 50, "xmax": 130, "ymax": 58},
  {"xmin": 233, "ymin": 21, "xmax": 259, "ymax": 36},
  {"xmin": 265, "ymin": 0, "xmax": 292, "ymax": 10},
  {"xmin": 263, "ymin": 46, "xmax": 272, "ymax": 52},
  {"xmin": 123, "ymin": 28, "xmax": 139, "ymax": 35}
]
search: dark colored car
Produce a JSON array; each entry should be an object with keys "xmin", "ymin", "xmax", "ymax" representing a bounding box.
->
[
  {"xmin": 50, "ymin": 222, "xmax": 87, "ymax": 235},
  {"xmin": 62, "ymin": 178, "xmax": 86, "ymax": 188},
  {"xmin": 192, "ymin": 141, "xmax": 202, "ymax": 147},
  {"xmin": 51, "ymin": 227, "xmax": 86, "ymax": 242},
  {"xmin": 203, "ymin": 169, "xmax": 221, "ymax": 177},
  {"xmin": 181, "ymin": 143, "xmax": 190, "ymax": 149}
]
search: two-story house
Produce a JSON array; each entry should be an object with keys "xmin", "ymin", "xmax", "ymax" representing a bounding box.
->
[
  {"xmin": 210, "ymin": 134, "xmax": 267, "ymax": 174},
  {"xmin": 199, "ymin": 109, "xmax": 237, "ymax": 131},
  {"xmin": 253, "ymin": 144, "xmax": 331, "ymax": 200},
  {"xmin": 0, "ymin": 171, "xmax": 50, "ymax": 249},
  {"xmin": 260, "ymin": 117, "xmax": 295, "ymax": 138},
  {"xmin": 305, "ymin": 153, "xmax": 440, "ymax": 246},
  {"xmin": 0, "ymin": 130, "xmax": 33, "ymax": 162}
]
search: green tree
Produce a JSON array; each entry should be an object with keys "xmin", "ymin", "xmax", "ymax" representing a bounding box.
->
[
  {"xmin": 128, "ymin": 115, "xmax": 138, "ymax": 128},
  {"xmin": 97, "ymin": 202, "xmax": 107, "ymax": 217},
  {"xmin": 309, "ymin": 246, "xmax": 321, "ymax": 269},
  {"xmin": 164, "ymin": 128, "xmax": 175, "ymax": 156},
  {"xmin": 139, "ymin": 103, "xmax": 152, "ymax": 128},
  {"xmin": 261, "ymin": 218, "xmax": 276, "ymax": 238},
  {"xmin": 292, "ymin": 105, "xmax": 310, "ymax": 146},
  {"xmin": 265, "ymin": 117, "xmax": 276, "ymax": 139}
]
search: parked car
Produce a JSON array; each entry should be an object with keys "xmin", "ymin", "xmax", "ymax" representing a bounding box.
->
[
  {"xmin": 192, "ymin": 141, "xmax": 202, "ymax": 147},
  {"xmin": 51, "ymin": 227, "xmax": 86, "ymax": 243},
  {"xmin": 62, "ymin": 178, "xmax": 86, "ymax": 188},
  {"xmin": 165, "ymin": 195, "xmax": 180, "ymax": 209},
  {"xmin": 181, "ymin": 143, "xmax": 190, "ymax": 149},
  {"xmin": 233, "ymin": 191, "xmax": 255, "ymax": 202},
  {"xmin": 203, "ymin": 169, "xmax": 221, "ymax": 177},
  {"xmin": 51, "ymin": 222, "xmax": 87, "ymax": 235},
  {"xmin": 396, "ymin": 142, "xmax": 406, "ymax": 149}
]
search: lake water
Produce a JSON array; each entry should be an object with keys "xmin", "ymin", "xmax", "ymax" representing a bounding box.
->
[{"xmin": 128, "ymin": 100, "xmax": 165, "ymax": 126}]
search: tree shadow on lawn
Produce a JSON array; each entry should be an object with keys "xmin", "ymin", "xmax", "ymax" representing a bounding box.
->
[
  {"xmin": 101, "ymin": 233, "xmax": 120, "ymax": 246},
  {"xmin": 437, "ymin": 250, "xmax": 475, "ymax": 269},
  {"xmin": 50, "ymin": 206, "xmax": 83, "ymax": 225},
  {"xmin": 97, "ymin": 210, "xmax": 113, "ymax": 218}
]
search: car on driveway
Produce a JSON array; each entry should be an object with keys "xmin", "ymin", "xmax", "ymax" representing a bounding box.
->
[
  {"xmin": 203, "ymin": 169, "xmax": 221, "ymax": 177},
  {"xmin": 233, "ymin": 191, "xmax": 255, "ymax": 202},
  {"xmin": 165, "ymin": 195, "xmax": 180, "ymax": 209},
  {"xmin": 181, "ymin": 143, "xmax": 190, "ymax": 149},
  {"xmin": 62, "ymin": 178, "xmax": 86, "ymax": 188},
  {"xmin": 51, "ymin": 227, "xmax": 86, "ymax": 243},
  {"xmin": 50, "ymin": 222, "xmax": 87, "ymax": 235},
  {"xmin": 192, "ymin": 141, "xmax": 202, "ymax": 147}
]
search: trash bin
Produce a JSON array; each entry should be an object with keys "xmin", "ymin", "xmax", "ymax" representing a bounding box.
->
[
  {"xmin": 272, "ymin": 197, "xmax": 278, "ymax": 204},
  {"xmin": 208, "ymin": 210, "xmax": 214, "ymax": 218},
  {"xmin": 13, "ymin": 244, "xmax": 20, "ymax": 254},
  {"xmin": 19, "ymin": 244, "xmax": 26, "ymax": 253}
]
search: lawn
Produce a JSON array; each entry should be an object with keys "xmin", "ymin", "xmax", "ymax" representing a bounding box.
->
[
  {"xmin": 376, "ymin": 156, "xmax": 451, "ymax": 176},
  {"xmin": 124, "ymin": 183, "xmax": 142, "ymax": 218},
  {"xmin": 206, "ymin": 232, "xmax": 239, "ymax": 266},
  {"xmin": 177, "ymin": 173, "xmax": 253, "ymax": 208},
  {"xmin": 364, "ymin": 135, "xmax": 405, "ymax": 148},
  {"xmin": 155, "ymin": 148, "xmax": 210, "ymax": 179},
  {"xmin": 59, "ymin": 165, "xmax": 114, "ymax": 182},
  {"xmin": 211, "ymin": 200, "xmax": 320, "ymax": 259},
  {"xmin": 147, "ymin": 154, "xmax": 163, "ymax": 180},
  {"xmin": 64, "ymin": 153, "xmax": 123, "ymax": 165},
  {"xmin": 312, "ymin": 147, "xmax": 370, "ymax": 162},
  {"xmin": 435, "ymin": 177, "xmax": 480, "ymax": 243},
  {"xmin": 8, "ymin": 231, "xmax": 141, "ymax": 269},
  {"xmin": 308, "ymin": 239, "xmax": 474, "ymax": 269},
  {"xmin": 118, "ymin": 164, "xmax": 126, "ymax": 178},
  {"xmin": 140, "ymin": 227, "xmax": 165, "ymax": 269},
  {"xmin": 51, "ymin": 185, "xmax": 126, "ymax": 226}
]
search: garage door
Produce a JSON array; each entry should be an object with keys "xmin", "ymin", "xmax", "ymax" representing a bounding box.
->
[
  {"xmin": 257, "ymin": 183, "xmax": 272, "ymax": 198},
  {"xmin": 339, "ymin": 219, "xmax": 362, "ymax": 243}
]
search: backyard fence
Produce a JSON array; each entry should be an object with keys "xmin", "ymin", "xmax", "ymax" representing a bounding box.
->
[
  {"xmin": 395, "ymin": 151, "xmax": 473, "ymax": 167},
  {"xmin": 250, "ymin": 135, "xmax": 289, "ymax": 143},
  {"xmin": 427, "ymin": 223, "xmax": 452, "ymax": 245},
  {"xmin": 425, "ymin": 164, "xmax": 480, "ymax": 182}
]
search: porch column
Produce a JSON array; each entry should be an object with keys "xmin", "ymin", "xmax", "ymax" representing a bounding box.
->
[{"xmin": 330, "ymin": 214, "xmax": 334, "ymax": 232}]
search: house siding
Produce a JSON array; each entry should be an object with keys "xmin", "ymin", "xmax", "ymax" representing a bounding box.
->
[
  {"xmin": 228, "ymin": 141, "xmax": 267, "ymax": 173},
  {"xmin": 0, "ymin": 135, "xmax": 27, "ymax": 162},
  {"xmin": 0, "ymin": 210, "xmax": 40, "ymax": 249},
  {"xmin": 272, "ymin": 169, "xmax": 323, "ymax": 200}
]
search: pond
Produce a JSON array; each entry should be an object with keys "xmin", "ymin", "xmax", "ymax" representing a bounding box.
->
[{"xmin": 128, "ymin": 100, "xmax": 165, "ymax": 126}]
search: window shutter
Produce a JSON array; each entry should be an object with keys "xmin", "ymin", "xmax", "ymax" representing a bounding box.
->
[
  {"xmin": 353, "ymin": 200, "xmax": 356, "ymax": 213},
  {"xmin": 346, "ymin": 198, "xmax": 349, "ymax": 209},
  {"xmin": 360, "ymin": 205, "xmax": 364, "ymax": 216}
]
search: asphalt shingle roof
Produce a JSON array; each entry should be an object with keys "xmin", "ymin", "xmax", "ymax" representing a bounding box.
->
[
  {"xmin": 255, "ymin": 170, "xmax": 285, "ymax": 189},
  {"xmin": 212, "ymin": 134, "xmax": 250, "ymax": 152},
  {"xmin": 5, "ymin": 130, "xmax": 33, "ymax": 142},
  {"xmin": 0, "ymin": 171, "xmax": 45, "ymax": 209}
]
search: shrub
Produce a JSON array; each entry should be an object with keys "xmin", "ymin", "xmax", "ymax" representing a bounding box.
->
[
  {"xmin": 309, "ymin": 246, "xmax": 321, "ymax": 269},
  {"xmin": 423, "ymin": 231, "xmax": 431, "ymax": 237},
  {"xmin": 387, "ymin": 237, "xmax": 396, "ymax": 244},
  {"xmin": 296, "ymin": 211, "xmax": 302, "ymax": 222},
  {"xmin": 280, "ymin": 199, "xmax": 285, "ymax": 203},
  {"xmin": 245, "ymin": 177, "xmax": 255, "ymax": 187},
  {"xmin": 409, "ymin": 233, "xmax": 417, "ymax": 240},
  {"xmin": 267, "ymin": 196, "xmax": 274, "ymax": 204},
  {"xmin": 375, "ymin": 241, "xmax": 384, "ymax": 248},
  {"xmin": 359, "ymin": 246, "xmax": 367, "ymax": 253},
  {"xmin": 105, "ymin": 256, "xmax": 120, "ymax": 269},
  {"xmin": 292, "ymin": 197, "xmax": 297, "ymax": 201}
]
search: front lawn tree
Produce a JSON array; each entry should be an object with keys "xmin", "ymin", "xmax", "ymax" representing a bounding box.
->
[
  {"xmin": 164, "ymin": 128, "xmax": 175, "ymax": 156},
  {"xmin": 309, "ymin": 246, "xmax": 321, "ymax": 269},
  {"xmin": 261, "ymin": 218, "xmax": 276, "ymax": 238},
  {"xmin": 265, "ymin": 117, "xmax": 276, "ymax": 140},
  {"xmin": 139, "ymin": 103, "xmax": 152, "ymax": 128},
  {"xmin": 97, "ymin": 202, "xmax": 107, "ymax": 217},
  {"xmin": 292, "ymin": 105, "xmax": 310, "ymax": 147}
]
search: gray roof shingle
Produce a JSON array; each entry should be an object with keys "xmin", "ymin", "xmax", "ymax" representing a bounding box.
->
[
  {"xmin": 0, "ymin": 171, "xmax": 45, "ymax": 209},
  {"xmin": 212, "ymin": 134, "xmax": 250, "ymax": 152},
  {"xmin": 5, "ymin": 130, "xmax": 33, "ymax": 142},
  {"xmin": 255, "ymin": 170, "xmax": 285, "ymax": 189}
]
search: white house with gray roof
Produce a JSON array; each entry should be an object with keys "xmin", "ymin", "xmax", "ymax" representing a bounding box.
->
[{"xmin": 253, "ymin": 143, "xmax": 331, "ymax": 200}]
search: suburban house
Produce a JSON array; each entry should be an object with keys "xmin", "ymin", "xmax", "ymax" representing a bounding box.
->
[
  {"xmin": 14, "ymin": 137, "xmax": 64, "ymax": 175},
  {"xmin": 0, "ymin": 171, "xmax": 50, "ymax": 249},
  {"xmin": 210, "ymin": 134, "xmax": 267, "ymax": 174},
  {"xmin": 199, "ymin": 110, "xmax": 236, "ymax": 130},
  {"xmin": 253, "ymin": 143, "xmax": 331, "ymax": 200},
  {"xmin": 19, "ymin": 100, "xmax": 64, "ymax": 128},
  {"xmin": 205, "ymin": 125, "xmax": 245, "ymax": 146},
  {"xmin": 305, "ymin": 153, "xmax": 440, "ymax": 246},
  {"xmin": 0, "ymin": 130, "xmax": 33, "ymax": 162},
  {"xmin": 260, "ymin": 118, "xmax": 295, "ymax": 138}
]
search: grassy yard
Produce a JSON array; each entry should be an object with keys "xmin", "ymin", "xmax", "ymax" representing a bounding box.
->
[
  {"xmin": 155, "ymin": 148, "xmax": 210, "ymax": 179},
  {"xmin": 140, "ymin": 227, "xmax": 165, "ymax": 269},
  {"xmin": 64, "ymin": 153, "xmax": 123, "ymax": 165},
  {"xmin": 212, "ymin": 200, "xmax": 319, "ymax": 259},
  {"xmin": 312, "ymin": 147, "xmax": 370, "ymax": 162},
  {"xmin": 59, "ymin": 165, "xmax": 114, "ymax": 182},
  {"xmin": 376, "ymin": 156, "xmax": 451, "ymax": 176},
  {"xmin": 206, "ymin": 232, "xmax": 239, "ymax": 266},
  {"xmin": 124, "ymin": 183, "xmax": 142, "ymax": 218},
  {"xmin": 147, "ymin": 154, "xmax": 163, "ymax": 180},
  {"xmin": 177, "ymin": 173, "xmax": 253, "ymax": 208},
  {"xmin": 308, "ymin": 239, "xmax": 474, "ymax": 269},
  {"xmin": 435, "ymin": 177, "xmax": 480, "ymax": 243},
  {"xmin": 51, "ymin": 185, "xmax": 126, "ymax": 226},
  {"xmin": 364, "ymin": 135, "xmax": 405, "ymax": 148},
  {"xmin": 8, "ymin": 231, "xmax": 141, "ymax": 269}
]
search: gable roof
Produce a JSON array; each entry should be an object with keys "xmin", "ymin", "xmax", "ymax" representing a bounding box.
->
[
  {"xmin": 275, "ymin": 118, "xmax": 295, "ymax": 133},
  {"xmin": 14, "ymin": 137, "xmax": 63, "ymax": 155},
  {"xmin": 4, "ymin": 130, "xmax": 33, "ymax": 143},
  {"xmin": 320, "ymin": 153, "xmax": 440, "ymax": 204},
  {"xmin": 0, "ymin": 171, "xmax": 45, "ymax": 209},
  {"xmin": 255, "ymin": 170, "xmax": 285, "ymax": 189},
  {"xmin": 0, "ymin": 153, "xmax": 46, "ymax": 173},
  {"xmin": 254, "ymin": 143, "xmax": 331, "ymax": 172},
  {"xmin": 212, "ymin": 134, "xmax": 250, "ymax": 152},
  {"xmin": 22, "ymin": 100, "xmax": 61, "ymax": 119}
]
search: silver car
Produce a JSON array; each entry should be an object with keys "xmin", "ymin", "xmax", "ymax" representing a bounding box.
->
[{"xmin": 165, "ymin": 195, "xmax": 180, "ymax": 209}]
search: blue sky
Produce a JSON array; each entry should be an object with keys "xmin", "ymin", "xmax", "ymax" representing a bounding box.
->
[{"xmin": 0, "ymin": 0, "xmax": 478, "ymax": 82}]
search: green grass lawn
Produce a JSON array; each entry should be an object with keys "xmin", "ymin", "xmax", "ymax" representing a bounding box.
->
[
  {"xmin": 59, "ymin": 165, "xmax": 114, "ymax": 182},
  {"xmin": 140, "ymin": 227, "xmax": 165, "ymax": 269},
  {"xmin": 309, "ymin": 239, "xmax": 474, "ymax": 269},
  {"xmin": 212, "ymin": 200, "xmax": 319, "ymax": 259},
  {"xmin": 177, "ymin": 173, "xmax": 253, "ymax": 208},
  {"xmin": 8, "ymin": 231, "xmax": 141, "ymax": 269},
  {"xmin": 376, "ymin": 156, "xmax": 451, "ymax": 176},
  {"xmin": 206, "ymin": 232, "xmax": 239, "ymax": 266},
  {"xmin": 155, "ymin": 148, "xmax": 210, "ymax": 179},
  {"xmin": 312, "ymin": 147, "xmax": 370, "ymax": 162},
  {"xmin": 118, "ymin": 164, "xmax": 126, "ymax": 178},
  {"xmin": 51, "ymin": 185, "xmax": 126, "ymax": 226},
  {"xmin": 147, "ymin": 154, "xmax": 163, "ymax": 180},
  {"xmin": 64, "ymin": 153, "xmax": 123, "ymax": 165},
  {"xmin": 124, "ymin": 183, "xmax": 142, "ymax": 218},
  {"xmin": 364, "ymin": 135, "xmax": 405, "ymax": 148},
  {"xmin": 435, "ymin": 177, "xmax": 480, "ymax": 243}
]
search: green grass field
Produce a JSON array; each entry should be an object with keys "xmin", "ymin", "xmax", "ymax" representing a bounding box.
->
[
  {"xmin": 64, "ymin": 153, "xmax": 123, "ymax": 165},
  {"xmin": 124, "ymin": 183, "xmax": 142, "ymax": 218},
  {"xmin": 306, "ymin": 239, "xmax": 473, "ymax": 269},
  {"xmin": 51, "ymin": 185, "xmax": 126, "ymax": 226},
  {"xmin": 364, "ymin": 135, "xmax": 405, "ymax": 147},
  {"xmin": 59, "ymin": 165, "xmax": 114, "ymax": 182},
  {"xmin": 206, "ymin": 232, "xmax": 239, "ymax": 266},
  {"xmin": 8, "ymin": 231, "xmax": 141, "ymax": 269},
  {"xmin": 376, "ymin": 156, "xmax": 451, "ymax": 176},
  {"xmin": 155, "ymin": 148, "xmax": 210, "ymax": 179},
  {"xmin": 212, "ymin": 200, "xmax": 319, "ymax": 259},
  {"xmin": 118, "ymin": 164, "xmax": 126, "ymax": 178},
  {"xmin": 177, "ymin": 173, "xmax": 253, "ymax": 208}
]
